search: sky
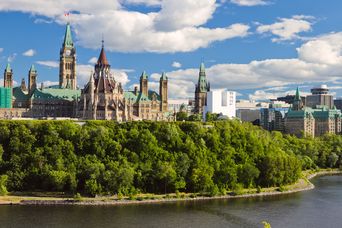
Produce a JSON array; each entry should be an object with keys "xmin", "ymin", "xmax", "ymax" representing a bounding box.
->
[{"xmin": 1, "ymin": 0, "xmax": 342, "ymax": 100}]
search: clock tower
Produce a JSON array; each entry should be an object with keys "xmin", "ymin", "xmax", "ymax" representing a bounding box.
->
[{"xmin": 59, "ymin": 22, "xmax": 77, "ymax": 90}]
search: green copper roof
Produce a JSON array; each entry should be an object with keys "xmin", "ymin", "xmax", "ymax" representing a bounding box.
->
[
  {"xmin": 295, "ymin": 87, "xmax": 300, "ymax": 101},
  {"xmin": 198, "ymin": 62, "xmax": 208, "ymax": 93},
  {"xmin": 32, "ymin": 88, "xmax": 80, "ymax": 101},
  {"xmin": 200, "ymin": 62, "xmax": 205, "ymax": 72},
  {"xmin": 124, "ymin": 90, "xmax": 160, "ymax": 103},
  {"xmin": 63, "ymin": 23, "xmax": 74, "ymax": 48},
  {"xmin": 140, "ymin": 71, "xmax": 148, "ymax": 80},
  {"xmin": 5, "ymin": 63, "xmax": 11, "ymax": 72},
  {"xmin": 286, "ymin": 107, "xmax": 314, "ymax": 118},
  {"xmin": 160, "ymin": 72, "xmax": 168, "ymax": 80},
  {"xmin": 29, "ymin": 64, "xmax": 36, "ymax": 72}
]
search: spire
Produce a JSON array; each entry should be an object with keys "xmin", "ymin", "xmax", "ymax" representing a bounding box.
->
[
  {"xmin": 21, "ymin": 78, "xmax": 27, "ymax": 91},
  {"xmin": 63, "ymin": 22, "xmax": 73, "ymax": 48},
  {"xmin": 160, "ymin": 72, "xmax": 168, "ymax": 80},
  {"xmin": 198, "ymin": 62, "xmax": 208, "ymax": 93},
  {"xmin": 200, "ymin": 62, "xmax": 205, "ymax": 73},
  {"xmin": 29, "ymin": 64, "xmax": 36, "ymax": 72},
  {"xmin": 5, "ymin": 63, "xmax": 11, "ymax": 72},
  {"xmin": 97, "ymin": 40, "xmax": 109, "ymax": 66},
  {"xmin": 141, "ymin": 71, "xmax": 148, "ymax": 80},
  {"xmin": 295, "ymin": 86, "xmax": 300, "ymax": 101}
]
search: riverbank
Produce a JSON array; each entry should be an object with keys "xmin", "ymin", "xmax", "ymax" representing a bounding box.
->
[{"xmin": 0, "ymin": 169, "xmax": 341, "ymax": 206}]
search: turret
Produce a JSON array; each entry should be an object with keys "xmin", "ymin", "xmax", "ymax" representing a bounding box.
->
[
  {"xmin": 59, "ymin": 22, "xmax": 77, "ymax": 90},
  {"xmin": 4, "ymin": 63, "xmax": 13, "ymax": 88},
  {"xmin": 159, "ymin": 72, "xmax": 168, "ymax": 112},
  {"xmin": 20, "ymin": 78, "xmax": 27, "ymax": 91},
  {"xmin": 140, "ymin": 71, "xmax": 148, "ymax": 96},
  {"xmin": 28, "ymin": 64, "xmax": 37, "ymax": 93},
  {"xmin": 292, "ymin": 87, "xmax": 303, "ymax": 111},
  {"xmin": 194, "ymin": 62, "xmax": 209, "ymax": 114}
]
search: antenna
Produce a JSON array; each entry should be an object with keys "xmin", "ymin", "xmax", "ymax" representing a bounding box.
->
[{"xmin": 101, "ymin": 34, "xmax": 104, "ymax": 48}]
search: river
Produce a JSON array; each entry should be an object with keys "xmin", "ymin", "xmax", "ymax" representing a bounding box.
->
[{"xmin": 0, "ymin": 175, "xmax": 341, "ymax": 228}]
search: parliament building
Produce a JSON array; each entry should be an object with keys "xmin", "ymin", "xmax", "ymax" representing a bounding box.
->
[{"xmin": 0, "ymin": 23, "xmax": 171, "ymax": 121}]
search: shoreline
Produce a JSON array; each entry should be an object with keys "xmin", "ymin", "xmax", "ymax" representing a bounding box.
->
[{"xmin": 1, "ymin": 169, "xmax": 341, "ymax": 206}]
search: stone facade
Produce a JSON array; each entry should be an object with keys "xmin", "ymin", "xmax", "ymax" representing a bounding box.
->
[
  {"xmin": 194, "ymin": 63, "xmax": 210, "ymax": 114},
  {"xmin": 79, "ymin": 44, "xmax": 171, "ymax": 121},
  {"xmin": 59, "ymin": 23, "xmax": 77, "ymax": 90}
]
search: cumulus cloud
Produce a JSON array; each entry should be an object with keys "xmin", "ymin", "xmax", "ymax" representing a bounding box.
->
[
  {"xmin": 153, "ymin": 32, "xmax": 342, "ymax": 99},
  {"xmin": 0, "ymin": 0, "xmax": 249, "ymax": 53},
  {"xmin": 36, "ymin": 60, "xmax": 59, "ymax": 68},
  {"xmin": 248, "ymin": 89, "xmax": 311, "ymax": 101},
  {"xmin": 230, "ymin": 0, "xmax": 269, "ymax": 6},
  {"xmin": 172, "ymin": 61, "xmax": 181, "ymax": 68},
  {"xmin": 22, "ymin": 49, "xmax": 36, "ymax": 57},
  {"xmin": 257, "ymin": 15, "xmax": 314, "ymax": 42}
]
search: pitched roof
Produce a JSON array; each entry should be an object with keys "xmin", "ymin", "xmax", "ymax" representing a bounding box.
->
[
  {"xmin": 124, "ymin": 90, "xmax": 161, "ymax": 103},
  {"xmin": 63, "ymin": 23, "xmax": 73, "ymax": 48},
  {"xmin": 160, "ymin": 72, "xmax": 168, "ymax": 80},
  {"xmin": 5, "ymin": 63, "xmax": 11, "ymax": 72},
  {"xmin": 97, "ymin": 47, "xmax": 109, "ymax": 66}
]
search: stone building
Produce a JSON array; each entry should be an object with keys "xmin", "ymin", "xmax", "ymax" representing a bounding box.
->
[
  {"xmin": 284, "ymin": 87, "xmax": 342, "ymax": 137},
  {"xmin": 306, "ymin": 85, "xmax": 334, "ymax": 109},
  {"xmin": 194, "ymin": 63, "xmax": 210, "ymax": 114},
  {"xmin": 79, "ymin": 42, "xmax": 171, "ymax": 121},
  {"xmin": 0, "ymin": 23, "xmax": 80, "ymax": 119},
  {"xmin": 59, "ymin": 22, "xmax": 77, "ymax": 90}
]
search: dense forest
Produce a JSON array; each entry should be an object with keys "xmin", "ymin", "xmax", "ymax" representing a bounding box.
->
[{"xmin": 0, "ymin": 120, "xmax": 341, "ymax": 196}]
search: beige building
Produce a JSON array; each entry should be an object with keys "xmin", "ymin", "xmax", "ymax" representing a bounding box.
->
[{"xmin": 79, "ymin": 43, "xmax": 171, "ymax": 121}]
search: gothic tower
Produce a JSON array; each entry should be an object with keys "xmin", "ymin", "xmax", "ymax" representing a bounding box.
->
[
  {"xmin": 194, "ymin": 62, "xmax": 210, "ymax": 114},
  {"xmin": 292, "ymin": 87, "xmax": 303, "ymax": 111},
  {"xmin": 59, "ymin": 22, "xmax": 77, "ymax": 90},
  {"xmin": 140, "ymin": 71, "xmax": 148, "ymax": 96},
  {"xmin": 159, "ymin": 72, "xmax": 168, "ymax": 112},
  {"xmin": 20, "ymin": 78, "xmax": 27, "ymax": 91},
  {"xmin": 28, "ymin": 64, "xmax": 37, "ymax": 93},
  {"xmin": 4, "ymin": 63, "xmax": 13, "ymax": 88}
]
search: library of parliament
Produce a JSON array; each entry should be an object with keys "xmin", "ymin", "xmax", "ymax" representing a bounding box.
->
[{"xmin": 0, "ymin": 23, "xmax": 172, "ymax": 121}]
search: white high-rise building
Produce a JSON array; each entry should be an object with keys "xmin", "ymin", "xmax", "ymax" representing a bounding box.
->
[{"xmin": 203, "ymin": 89, "xmax": 236, "ymax": 121}]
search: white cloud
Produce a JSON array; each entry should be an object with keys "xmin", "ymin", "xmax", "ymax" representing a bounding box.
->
[
  {"xmin": 172, "ymin": 61, "xmax": 181, "ymax": 68},
  {"xmin": 154, "ymin": 32, "xmax": 342, "ymax": 99},
  {"xmin": 7, "ymin": 53, "xmax": 17, "ymax": 62},
  {"xmin": 36, "ymin": 60, "xmax": 59, "ymax": 68},
  {"xmin": 88, "ymin": 57, "xmax": 98, "ymax": 64},
  {"xmin": 22, "ymin": 49, "xmax": 36, "ymax": 57},
  {"xmin": 248, "ymin": 89, "xmax": 311, "ymax": 101},
  {"xmin": 123, "ymin": 0, "xmax": 161, "ymax": 6},
  {"xmin": 0, "ymin": 48, "xmax": 3, "ymax": 53},
  {"xmin": 41, "ymin": 81, "xmax": 59, "ymax": 87},
  {"xmin": 257, "ymin": 15, "xmax": 314, "ymax": 42},
  {"xmin": 0, "ymin": 0, "xmax": 250, "ymax": 53},
  {"xmin": 297, "ymin": 33, "xmax": 342, "ymax": 65},
  {"xmin": 230, "ymin": 0, "xmax": 269, "ymax": 6}
]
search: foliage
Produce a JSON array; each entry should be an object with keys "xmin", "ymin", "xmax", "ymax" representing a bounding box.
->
[{"xmin": 0, "ymin": 120, "xmax": 340, "ymax": 196}]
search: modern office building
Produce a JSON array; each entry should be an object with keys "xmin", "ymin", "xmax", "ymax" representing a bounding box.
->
[{"xmin": 203, "ymin": 89, "xmax": 236, "ymax": 121}]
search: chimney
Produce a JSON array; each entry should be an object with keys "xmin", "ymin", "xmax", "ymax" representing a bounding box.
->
[
  {"xmin": 134, "ymin": 86, "xmax": 138, "ymax": 95},
  {"xmin": 41, "ymin": 82, "xmax": 44, "ymax": 90}
]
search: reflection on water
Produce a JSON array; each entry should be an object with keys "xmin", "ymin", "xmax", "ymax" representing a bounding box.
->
[{"xmin": 0, "ymin": 175, "xmax": 341, "ymax": 228}]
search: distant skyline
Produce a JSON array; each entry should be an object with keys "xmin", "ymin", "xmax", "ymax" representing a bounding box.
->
[{"xmin": 1, "ymin": 0, "xmax": 342, "ymax": 100}]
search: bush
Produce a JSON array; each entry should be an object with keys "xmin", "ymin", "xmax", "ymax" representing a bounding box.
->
[
  {"xmin": 73, "ymin": 193, "xmax": 83, "ymax": 201},
  {"xmin": 0, "ymin": 175, "xmax": 8, "ymax": 196}
]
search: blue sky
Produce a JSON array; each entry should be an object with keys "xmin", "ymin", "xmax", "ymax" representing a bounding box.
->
[{"xmin": 1, "ymin": 0, "xmax": 342, "ymax": 100}]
